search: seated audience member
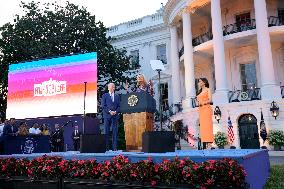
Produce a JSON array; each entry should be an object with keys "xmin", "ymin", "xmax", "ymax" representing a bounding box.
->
[
  {"xmin": 41, "ymin": 124, "xmax": 50, "ymax": 135},
  {"xmin": 29, "ymin": 123, "xmax": 41, "ymax": 135},
  {"xmin": 3, "ymin": 118, "xmax": 18, "ymax": 136},
  {"xmin": 17, "ymin": 122, "xmax": 29, "ymax": 136}
]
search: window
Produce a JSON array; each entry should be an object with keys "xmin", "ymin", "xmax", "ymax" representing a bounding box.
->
[
  {"xmin": 240, "ymin": 63, "xmax": 257, "ymax": 91},
  {"xmin": 159, "ymin": 83, "xmax": 169, "ymax": 111},
  {"xmin": 236, "ymin": 12, "xmax": 251, "ymax": 31},
  {"xmin": 130, "ymin": 50, "xmax": 140, "ymax": 69},
  {"xmin": 157, "ymin": 44, "xmax": 167, "ymax": 64},
  {"xmin": 278, "ymin": 9, "xmax": 284, "ymax": 25},
  {"xmin": 236, "ymin": 12, "xmax": 251, "ymax": 24}
]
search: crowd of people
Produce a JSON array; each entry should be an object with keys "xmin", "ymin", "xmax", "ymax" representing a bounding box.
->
[
  {"xmin": 0, "ymin": 118, "xmax": 81, "ymax": 154},
  {"xmin": 0, "ymin": 118, "xmax": 50, "ymax": 137}
]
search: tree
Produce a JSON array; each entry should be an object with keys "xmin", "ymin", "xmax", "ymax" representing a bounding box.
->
[{"xmin": 0, "ymin": 1, "xmax": 137, "ymax": 118}]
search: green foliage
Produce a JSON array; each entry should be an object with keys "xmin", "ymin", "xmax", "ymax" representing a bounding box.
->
[
  {"xmin": 214, "ymin": 132, "xmax": 228, "ymax": 148},
  {"xmin": 268, "ymin": 130, "xmax": 284, "ymax": 146},
  {"xmin": 0, "ymin": 1, "xmax": 136, "ymax": 118},
  {"xmin": 265, "ymin": 165, "xmax": 284, "ymax": 189}
]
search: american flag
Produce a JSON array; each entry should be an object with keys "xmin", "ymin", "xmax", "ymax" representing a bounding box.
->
[{"xmin": 227, "ymin": 116, "xmax": 235, "ymax": 144}]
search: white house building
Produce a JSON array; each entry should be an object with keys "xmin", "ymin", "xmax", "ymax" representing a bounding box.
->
[{"xmin": 107, "ymin": 0, "xmax": 284, "ymax": 149}]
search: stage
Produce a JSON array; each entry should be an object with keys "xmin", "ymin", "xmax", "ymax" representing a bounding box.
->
[{"xmin": 0, "ymin": 149, "xmax": 269, "ymax": 189}]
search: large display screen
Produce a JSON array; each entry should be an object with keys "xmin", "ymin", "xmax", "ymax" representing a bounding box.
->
[{"xmin": 6, "ymin": 52, "xmax": 97, "ymax": 119}]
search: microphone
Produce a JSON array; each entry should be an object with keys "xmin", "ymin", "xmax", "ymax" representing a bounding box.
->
[{"xmin": 63, "ymin": 120, "xmax": 72, "ymax": 127}]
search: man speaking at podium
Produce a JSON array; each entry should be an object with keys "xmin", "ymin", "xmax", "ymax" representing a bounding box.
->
[{"xmin": 101, "ymin": 83, "xmax": 120, "ymax": 151}]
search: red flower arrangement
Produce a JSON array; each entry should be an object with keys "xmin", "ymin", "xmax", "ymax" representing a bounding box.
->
[{"xmin": 0, "ymin": 155, "xmax": 247, "ymax": 189}]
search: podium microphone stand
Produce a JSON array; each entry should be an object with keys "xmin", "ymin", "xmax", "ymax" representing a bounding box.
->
[
  {"xmin": 150, "ymin": 60, "xmax": 165, "ymax": 131},
  {"xmin": 157, "ymin": 69, "xmax": 162, "ymax": 131},
  {"xmin": 83, "ymin": 81, "xmax": 87, "ymax": 134}
]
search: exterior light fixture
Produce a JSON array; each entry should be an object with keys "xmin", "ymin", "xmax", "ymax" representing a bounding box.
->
[
  {"xmin": 214, "ymin": 106, "xmax": 222, "ymax": 123},
  {"xmin": 270, "ymin": 101, "xmax": 279, "ymax": 120}
]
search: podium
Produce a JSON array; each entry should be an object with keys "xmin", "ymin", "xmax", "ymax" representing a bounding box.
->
[{"xmin": 120, "ymin": 92, "xmax": 156, "ymax": 151}]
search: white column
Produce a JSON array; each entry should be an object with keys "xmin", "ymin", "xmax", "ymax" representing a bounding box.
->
[
  {"xmin": 211, "ymin": 0, "xmax": 229, "ymax": 104},
  {"xmin": 254, "ymin": 0, "xmax": 281, "ymax": 99},
  {"xmin": 182, "ymin": 10, "xmax": 196, "ymax": 102},
  {"xmin": 170, "ymin": 26, "xmax": 181, "ymax": 104}
]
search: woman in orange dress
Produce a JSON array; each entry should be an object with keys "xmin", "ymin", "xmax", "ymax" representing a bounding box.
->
[{"xmin": 197, "ymin": 78, "xmax": 214, "ymax": 149}]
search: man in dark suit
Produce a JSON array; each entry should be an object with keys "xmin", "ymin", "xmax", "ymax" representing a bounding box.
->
[
  {"xmin": 3, "ymin": 118, "xmax": 18, "ymax": 136},
  {"xmin": 71, "ymin": 125, "xmax": 81, "ymax": 151},
  {"xmin": 51, "ymin": 123, "xmax": 64, "ymax": 152},
  {"xmin": 101, "ymin": 83, "xmax": 120, "ymax": 151}
]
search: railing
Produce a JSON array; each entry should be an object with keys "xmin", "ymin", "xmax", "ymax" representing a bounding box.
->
[
  {"xmin": 154, "ymin": 103, "xmax": 183, "ymax": 120},
  {"xmin": 268, "ymin": 16, "xmax": 284, "ymax": 27},
  {"xmin": 228, "ymin": 88, "xmax": 261, "ymax": 103},
  {"xmin": 192, "ymin": 31, "xmax": 213, "ymax": 47},
  {"xmin": 191, "ymin": 97, "xmax": 199, "ymax": 108},
  {"xmin": 178, "ymin": 16, "xmax": 283, "ymax": 58},
  {"xmin": 166, "ymin": 103, "xmax": 183, "ymax": 117},
  {"xmin": 223, "ymin": 19, "xmax": 256, "ymax": 36},
  {"xmin": 281, "ymin": 86, "xmax": 284, "ymax": 98},
  {"xmin": 108, "ymin": 26, "xmax": 118, "ymax": 33},
  {"xmin": 127, "ymin": 19, "xmax": 143, "ymax": 28}
]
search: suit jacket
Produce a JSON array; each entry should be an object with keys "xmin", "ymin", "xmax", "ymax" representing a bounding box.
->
[
  {"xmin": 71, "ymin": 130, "xmax": 81, "ymax": 141},
  {"xmin": 101, "ymin": 92, "xmax": 120, "ymax": 119},
  {"xmin": 3, "ymin": 124, "xmax": 18, "ymax": 136},
  {"xmin": 51, "ymin": 129, "xmax": 64, "ymax": 144}
]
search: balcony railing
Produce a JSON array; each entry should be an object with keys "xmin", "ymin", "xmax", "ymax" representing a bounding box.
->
[
  {"xmin": 268, "ymin": 16, "xmax": 284, "ymax": 27},
  {"xmin": 167, "ymin": 103, "xmax": 183, "ymax": 116},
  {"xmin": 228, "ymin": 88, "xmax": 261, "ymax": 103},
  {"xmin": 192, "ymin": 31, "xmax": 213, "ymax": 47},
  {"xmin": 191, "ymin": 89, "xmax": 262, "ymax": 107},
  {"xmin": 281, "ymin": 86, "xmax": 284, "ymax": 98},
  {"xmin": 191, "ymin": 97, "xmax": 214, "ymax": 108},
  {"xmin": 178, "ymin": 16, "xmax": 283, "ymax": 58},
  {"xmin": 156, "ymin": 103, "xmax": 183, "ymax": 123},
  {"xmin": 191, "ymin": 97, "xmax": 199, "ymax": 108},
  {"xmin": 223, "ymin": 19, "xmax": 256, "ymax": 36}
]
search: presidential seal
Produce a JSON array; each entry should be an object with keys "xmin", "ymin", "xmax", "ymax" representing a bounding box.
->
[
  {"xmin": 21, "ymin": 137, "xmax": 36, "ymax": 154},
  {"xmin": 128, "ymin": 95, "xmax": 139, "ymax": 107}
]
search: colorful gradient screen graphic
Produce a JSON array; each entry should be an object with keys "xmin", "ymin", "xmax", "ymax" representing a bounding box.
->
[{"xmin": 6, "ymin": 52, "xmax": 97, "ymax": 119}]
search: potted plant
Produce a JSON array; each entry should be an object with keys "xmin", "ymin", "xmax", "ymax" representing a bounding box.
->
[
  {"xmin": 268, "ymin": 130, "xmax": 284, "ymax": 151},
  {"xmin": 214, "ymin": 132, "xmax": 228, "ymax": 149}
]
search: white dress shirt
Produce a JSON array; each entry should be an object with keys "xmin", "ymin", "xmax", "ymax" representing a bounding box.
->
[
  {"xmin": 74, "ymin": 129, "xmax": 79, "ymax": 135},
  {"xmin": 29, "ymin": 127, "xmax": 41, "ymax": 134},
  {"xmin": 109, "ymin": 92, "xmax": 114, "ymax": 102}
]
